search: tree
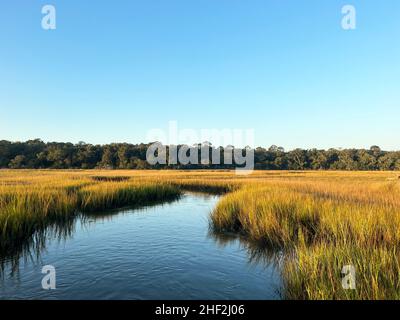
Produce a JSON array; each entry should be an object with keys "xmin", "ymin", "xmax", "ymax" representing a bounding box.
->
[
  {"xmin": 309, "ymin": 149, "xmax": 328, "ymax": 170},
  {"xmin": 117, "ymin": 144, "xmax": 130, "ymax": 169},
  {"xmin": 9, "ymin": 155, "xmax": 26, "ymax": 168},
  {"xmin": 358, "ymin": 149, "xmax": 376, "ymax": 170},
  {"xmin": 287, "ymin": 149, "xmax": 308, "ymax": 170},
  {"xmin": 98, "ymin": 147, "xmax": 116, "ymax": 169},
  {"xmin": 370, "ymin": 145, "xmax": 382, "ymax": 158},
  {"xmin": 0, "ymin": 139, "xmax": 400, "ymax": 171}
]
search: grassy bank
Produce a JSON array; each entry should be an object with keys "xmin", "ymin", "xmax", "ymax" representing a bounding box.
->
[
  {"xmin": 210, "ymin": 177, "xmax": 400, "ymax": 299},
  {"xmin": 1, "ymin": 170, "xmax": 400, "ymax": 299},
  {"xmin": 0, "ymin": 172, "xmax": 181, "ymax": 254}
]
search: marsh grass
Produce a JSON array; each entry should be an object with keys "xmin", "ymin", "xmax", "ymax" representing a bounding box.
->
[
  {"xmin": 1, "ymin": 169, "xmax": 400, "ymax": 299},
  {"xmin": 0, "ymin": 172, "xmax": 181, "ymax": 255},
  {"xmin": 77, "ymin": 181, "xmax": 181, "ymax": 212},
  {"xmin": 210, "ymin": 178, "xmax": 400, "ymax": 299},
  {"xmin": 282, "ymin": 244, "xmax": 400, "ymax": 300}
]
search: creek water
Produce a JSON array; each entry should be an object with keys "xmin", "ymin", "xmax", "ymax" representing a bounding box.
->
[{"xmin": 0, "ymin": 193, "xmax": 281, "ymax": 299}]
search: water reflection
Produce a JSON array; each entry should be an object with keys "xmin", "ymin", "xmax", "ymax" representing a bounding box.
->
[
  {"xmin": 208, "ymin": 229, "xmax": 283, "ymax": 270},
  {"xmin": 0, "ymin": 197, "xmax": 182, "ymax": 278},
  {"xmin": 0, "ymin": 218, "xmax": 76, "ymax": 278},
  {"xmin": 1, "ymin": 193, "xmax": 282, "ymax": 299}
]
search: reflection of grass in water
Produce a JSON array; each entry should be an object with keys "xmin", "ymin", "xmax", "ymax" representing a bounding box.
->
[
  {"xmin": 80, "ymin": 195, "xmax": 182, "ymax": 223},
  {"xmin": 2, "ymin": 170, "xmax": 400, "ymax": 299},
  {"xmin": 0, "ymin": 175, "xmax": 181, "ymax": 257},
  {"xmin": 0, "ymin": 217, "xmax": 76, "ymax": 278},
  {"xmin": 208, "ymin": 227, "xmax": 283, "ymax": 269},
  {"xmin": 0, "ymin": 195, "xmax": 183, "ymax": 278},
  {"xmin": 208, "ymin": 227, "xmax": 284, "ymax": 298}
]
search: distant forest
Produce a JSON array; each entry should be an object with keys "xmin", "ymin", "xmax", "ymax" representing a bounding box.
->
[{"xmin": 1, "ymin": 139, "xmax": 400, "ymax": 170}]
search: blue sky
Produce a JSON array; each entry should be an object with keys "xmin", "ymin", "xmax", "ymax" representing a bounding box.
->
[{"xmin": 0, "ymin": 0, "xmax": 399, "ymax": 150}]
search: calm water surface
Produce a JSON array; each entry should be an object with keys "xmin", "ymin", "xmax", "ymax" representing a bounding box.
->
[{"xmin": 0, "ymin": 193, "xmax": 281, "ymax": 299}]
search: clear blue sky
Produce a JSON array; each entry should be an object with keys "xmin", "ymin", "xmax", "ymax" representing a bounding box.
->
[{"xmin": 1, "ymin": 0, "xmax": 399, "ymax": 150}]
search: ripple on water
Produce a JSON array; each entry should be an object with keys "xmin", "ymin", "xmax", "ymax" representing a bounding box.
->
[{"xmin": 0, "ymin": 193, "xmax": 282, "ymax": 300}]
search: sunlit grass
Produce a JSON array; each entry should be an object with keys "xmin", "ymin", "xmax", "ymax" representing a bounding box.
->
[
  {"xmin": 210, "ymin": 175, "xmax": 400, "ymax": 299},
  {"xmin": 1, "ymin": 169, "xmax": 400, "ymax": 299}
]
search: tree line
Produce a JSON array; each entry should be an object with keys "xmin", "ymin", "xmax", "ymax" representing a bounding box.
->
[{"xmin": 1, "ymin": 139, "xmax": 399, "ymax": 170}]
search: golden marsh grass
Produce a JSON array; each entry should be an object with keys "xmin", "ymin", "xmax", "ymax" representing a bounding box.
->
[{"xmin": 1, "ymin": 169, "xmax": 399, "ymax": 299}]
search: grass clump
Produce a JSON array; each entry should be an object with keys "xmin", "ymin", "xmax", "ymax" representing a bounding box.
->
[
  {"xmin": 0, "ymin": 172, "xmax": 181, "ymax": 254},
  {"xmin": 78, "ymin": 181, "xmax": 180, "ymax": 212},
  {"xmin": 211, "ymin": 179, "xmax": 400, "ymax": 299},
  {"xmin": 283, "ymin": 244, "xmax": 400, "ymax": 300}
]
